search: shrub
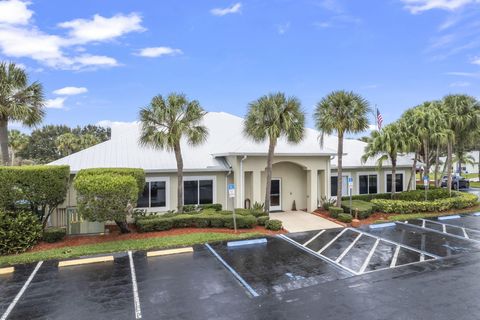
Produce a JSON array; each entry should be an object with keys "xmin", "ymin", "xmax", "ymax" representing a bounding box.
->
[
  {"xmin": 328, "ymin": 207, "xmax": 344, "ymax": 218},
  {"xmin": 257, "ymin": 216, "xmax": 270, "ymax": 226},
  {"xmin": 341, "ymin": 200, "xmax": 375, "ymax": 219},
  {"xmin": 0, "ymin": 210, "xmax": 42, "ymax": 255},
  {"xmin": 371, "ymin": 192, "xmax": 478, "ymax": 214},
  {"xmin": 43, "ymin": 227, "xmax": 66, "ymax": 243},
  {"xmin": 0, "ymin": 165, "xmax": 70, "ymax": 229},
  {"xmin": 265, "ymin": 219, "xmax": 283, "ymax": 231},
  {"xmin": 252, "ymin": 202, "xmax": 264, "ymax": 211},
  {"xmin": 338, "ymin": 213, "xmax": 353, "ymax": 223},
  {"xmin": 199, "ymin": 203, "xmax": 222, "ymax": 211},
  {"xmin": 136, "ymin": 218, "xmax": 174, "ymax": 232},
  {"xmin": 320, "ymin": 196, "xmax": 336, "ymax": 210},
  {"xmin": 224, "ymin": 215, "xmax": 257, "ymax": 229},
  {"xmin": 75, "ymin": 168, "xmax": 145, "ymax": 192}
]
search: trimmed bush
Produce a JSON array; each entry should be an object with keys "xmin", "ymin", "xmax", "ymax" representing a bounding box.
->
[
  {"xmin": 265, "ymin": 219, "xmax": 283, "ymax": 231},
  {"xmin": 0, "ymin": 165, "xmax": 70, "ymax": 229},
  {"xmin": 182, "ymin": 203, "xmax": 223, "ymax": 213},
  {"xmin": 224, "ymin": 215, "xmax": 257, "ymax": 229},
  {"xmin": 341, "ymin": 189, "xmax": 453, "ymax": 203},
  {"xmin": 136, "ymin": 218, "xmax": 173, "ymax": 232},
  {"xmin": 75, "ymin": 168, "xmax": 145, "ymax": 192},
  {"xmin": 0, "ymin": 210, "xmax": 42, "ymax": 255},
  {"xmin": 328, "ymin": 207, "xmax": 344, "ymax": 218},
  {"xmin": 200, "ymin": 203, "xmax": 222, "ymax": 211},
  {"xmin": 338, "ymin": 213, "xmax": 353, "ymax": 223},
  {"xmin": 371, "ymin": 192, "xmax": 478, "ymax": 214},
  {"xmin": 43, "ymin": 227, "xmax": 66, "ymax": 243},
  {"xmin": 341, "ymin": 200, "xmax": 375, "ymax": 219},
  {"xmin": 257, "ymin": 216, "xmax": 270, "ymax": 226}
]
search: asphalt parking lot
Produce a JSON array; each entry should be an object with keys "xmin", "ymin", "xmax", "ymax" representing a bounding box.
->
[{"xmin": 3, "ymin": 213, "xmax": 480, "ymax": 319}]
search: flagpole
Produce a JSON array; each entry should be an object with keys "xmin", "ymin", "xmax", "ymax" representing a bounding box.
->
[{"xmin": 375, "ymin": 104, "xmax": 378, "ymax": 130}]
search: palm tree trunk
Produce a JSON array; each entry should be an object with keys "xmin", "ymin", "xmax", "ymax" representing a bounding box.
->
[
  {"xmin": 447, "ymin": 141, "xmax": 453, "ymax": 196},
  {"xmin": 407, "ymin": 152, "xmax": 417, "ymax": 191},
  {"xmin": 11, "ymin": 150, "xmax": 15, "ymax": 166},
  {"xmin": 0, "ymin": 119, "xmax": 9, "ymax": 166},
  {"xmin": 423, "ymin": 138, "xmax": 429, "ymax": 188},
  {"xmin": 391, "ymin": 157, "xmax": 397, "ymax": 199},
  {"xmin": 174, "ymin": 142, "xmax": 184, "ymax": 213},
  {"xmin": 336, "ymin": 132, "xmax": 344, "ymax": 208},
  {"xmin": 434, "ymin": 144, "xmax": 440, "ymax": 188},
  {"xmin": 478, "ymin": 150, "xmax": 480, "ymax": 182},
  {"xmin": 264, "ymin": 138, "xmax": 277, "ymax": 214}
]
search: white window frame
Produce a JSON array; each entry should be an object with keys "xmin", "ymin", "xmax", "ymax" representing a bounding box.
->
[
  {"xmin": 270, "ymin": 177, "xmax": 282, "ymax": 211},
  {"xmin": 137, "ymin": 176, "xmax": 170, "ymax": 211},
  {"xmin": 330, "ymin": 172, "xmax": 352, "ymax": 198},
  {"xmin": 356, "ymin": 172, "xmax": 379, "ymax": 195},
  {"xmin": 183, "ymin": 176, "xmax": 217, "ymax": 205},
  {"xmin": 384, "ymin": 170, "xmax": 405, "ymax": 193}
]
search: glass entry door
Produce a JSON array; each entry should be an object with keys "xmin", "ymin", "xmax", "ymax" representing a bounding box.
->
[{"xmin": 270, "ymin": 178, "xmax": 282, "ymax": 211}]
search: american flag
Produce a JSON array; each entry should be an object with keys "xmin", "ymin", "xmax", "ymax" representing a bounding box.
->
[{"xmin": 376, "ymin": 109, "xmax": 383, "ymax": 130}]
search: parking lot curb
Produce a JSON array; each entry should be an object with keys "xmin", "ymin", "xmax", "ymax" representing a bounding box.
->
[
  {"xmin": 147, "ymin": 247, "xmax": 194, "ymax": 257},
  {"xmin": 0, "ymin": 267, "xmax": 14, "ymax": 275},
  {"xmin": 58, "ymin": 255, "xmax": 114, "ymax": 267}
]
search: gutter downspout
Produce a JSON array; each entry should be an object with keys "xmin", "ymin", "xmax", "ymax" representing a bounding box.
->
[
  {"xmin": 223, "ymin": 157, "xmax": 233, "ymax": 211},
  {"xmin": 240, "ymin": 155, "xmax": 247, "ymax": 209}
]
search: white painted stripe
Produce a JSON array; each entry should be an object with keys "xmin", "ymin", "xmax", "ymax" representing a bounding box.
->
[
  {"xmin": 442, "ymin": 224, "xmax": 446, "ymax": 233},
  {"xmin": 421, "ymin": 219, "xmax": 480, "ymax": 238},
  {"xmin": 336, "ymin": 233, "xmax": 362, "ymax": 263},
  {"xmin": 318, "ymin": 228, "xmax": 349, "ymax": 254},
  {"xmin": 390, "ymin": 245, "xmax": 401, "ymax": 268},
  {"xmin": 359, "ymin": 239, "xmax": 380, "ymax": 274},
  {"xmin": 422, "ymin": 220, "xmax": 425, "ymax": 228},
  {"xmin": 1, "ymin": 261, "xmax": 43, "ymax": 320},
  {"xmin": 420, "ymin": 253, "xmax": 425, "ymax": 262},
  {"xmin": 303, "ymin": 230, "xmax": 325, "ymax": 247},
  {"xmin": 463, "ymin": 228, "xmax": 470, "ymax": 239},
  {"xmin": 128, "ymin": 251, "xmax": 142, "ymax": 319}
]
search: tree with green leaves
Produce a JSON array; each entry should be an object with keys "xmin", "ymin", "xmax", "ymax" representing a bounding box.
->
[
  {"xmin": 398, "ymin": 108, "xmax": 422, "ymax": 191},
  {"xmin": 56, "ymin": 132, "xmax": 80, "ymax": 157},
  {"xmin": 8, "ymin": 130, "xmax": 29, "ymax": 165},
  {"xmin": 0, "ymin": 62, "xmax": 45, "ymax": 165},
  {"xmin": 362, "ymin": 122, "xmax": 408, "ymax": 198},
  {"xmin": 244, "ymin": 92, "xmax": 305, "ymax": 213},
  {"xmin": 139, "ymin": 93, "xmax": 208, "ymax": 212},
  {"xmin": 315, "ymin": 90, "xmax": 370, "ymax": 207}
]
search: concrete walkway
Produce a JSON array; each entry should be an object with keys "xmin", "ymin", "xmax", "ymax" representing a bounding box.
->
[{"xmin": 270, "ymin": 211, "xmax": 342, "ymax": 233}]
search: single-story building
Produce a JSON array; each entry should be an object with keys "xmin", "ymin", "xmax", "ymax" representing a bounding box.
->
[{"xmin": 49, "ymin": 112, "xmax": 415, "ymax": 233}]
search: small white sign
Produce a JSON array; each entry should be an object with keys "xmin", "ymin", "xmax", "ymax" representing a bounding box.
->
[
  {"xmin": 348, "ymin": 177, "xmax": 353, "ymax": 189},
  {"xmin": 228, "ymin": 183, "xmax": 235, "ymax": 198}
]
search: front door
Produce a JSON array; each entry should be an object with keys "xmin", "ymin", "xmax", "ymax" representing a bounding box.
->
[{"xmin": 270, "ymin": 178, "xmax": 281, "ymax": 211}]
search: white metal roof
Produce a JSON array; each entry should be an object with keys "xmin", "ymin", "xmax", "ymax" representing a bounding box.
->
[{"xmin": 49, "ymin": 111, "xmax": 413, "ymax": 172}]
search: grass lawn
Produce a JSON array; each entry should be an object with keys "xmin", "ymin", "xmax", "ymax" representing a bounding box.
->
[
  {"xmin": 0, "ymin": 232, "xmax": 262, "ymax": 267},
  {"xmin": 471, "ymin": 181, "xmax": 480, "ymax": 188}
]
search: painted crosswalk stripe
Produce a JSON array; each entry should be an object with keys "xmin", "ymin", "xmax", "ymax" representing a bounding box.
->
[
  {"xmin": 128, "ymin": 251, "xmax": 142, "ymax": 319},
  {"xmin": 1, "ymin": 261, "xmax": 43, "ymax": 320},
  {"xmin": 359, "ymin": 239, "xmax": 379, "ymax": 274},
  {"xmin": 390, "ymin": 245, "xmax": 401, "ymax": 268},
  {"xmin": 303, "ymin": 230, "xmax": 325, "ymax": 247},
  {"xmin": 462, "ymin": 228, "xmax": 469, "ymax": 239},
  {"xmin": 318, "ymin": 228, "xmax": 348, "ymax": 254},
  {"xmin": 336, "ymin": 233, "xmax": 362, "ymax": 263}
]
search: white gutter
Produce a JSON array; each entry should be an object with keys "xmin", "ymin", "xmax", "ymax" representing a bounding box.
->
[
  {"xmin": 224, "ymin": 157, "xmax": 233, "ymax": 210},
  {"xmin": 240, "ymin": 155, "xmax": 247, "ymax": 209}
]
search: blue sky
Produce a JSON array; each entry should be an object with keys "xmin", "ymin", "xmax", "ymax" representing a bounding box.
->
[{"xmin": 0, "ymin": 0, "xmax": 479, "ymax": 133}]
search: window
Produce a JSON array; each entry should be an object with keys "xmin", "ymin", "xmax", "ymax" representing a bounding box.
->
[
  {"xmin": 386, "ymin": 173, "xmax": 403, "ymax": 193},
  {"xmin": 184, "ymin": 178, "xmax": 214, "ymax": 205},
  {"xmin": 330, "ymin": 176, "xmax": 348, "ymax": 197},
  {"xmin": 137, "ymin": 180, "xmax": 167, "ymax": 208},
  {"xmin": 359, "ymin": 174, "xmax": 378, "ymax": 194}
]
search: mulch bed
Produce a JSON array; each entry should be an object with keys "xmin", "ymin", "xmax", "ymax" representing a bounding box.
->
[
  {"xmin": 313, "ymin": 209, "xmax": 348, "ymax": 227},
  {"xmin": 31, "ymin": 225, "xmax": 286, "ymax": 252}
]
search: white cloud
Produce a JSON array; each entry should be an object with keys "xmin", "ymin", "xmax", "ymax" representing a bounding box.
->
[
  {"xmin": 71, "ymin": 55, "xmax": 118, "ymax": 68},
  {"xmin": 472, "ymin": 57, "xmax": 480, "ymax": 65},
  {"xmin": 136, "ymin": 46, "xmax": 183, "ymax": 58},
  {"xmin": 53, "ymin": 86, "xmax": 88, "ymax": 95},
  {"xmin": 0, "ymin": 0, "xmax": 33, "ymax": 25},
  {"xmin": 401, "ymin": 0, "xmax": 480, "ymax": 14},
  {"xmin": 45, "ymin": 97, "xmax": 67, "ymax": 109},
  {"xmin": 96, "ymin": 120, "xmax": 137, "ymax": 128},
  {"xmin": 449, "ymin": 81, "xmax": 471, "ymax": 86},
  {"xmin": 446, "ymin": 71, "xmax": 480, "ymax": 77},
  {"xmin": 58, "ymin": 13, "xmax": 145, "ymax": 44},
  {"xmin": 210, "ymin": 2, "xmax": 242, "ymax": 16},
  {"xmin": 368, "ymin": 124, "xmax": 378, "ymax": 131},
  {"xmin": 276, "ymin": 22, "xmax": 290, "ymax": 35}
]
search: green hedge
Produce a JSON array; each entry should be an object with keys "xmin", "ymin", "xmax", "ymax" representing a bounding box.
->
[
  {"xmin": 257, "ymin": 216, "xmax": 270, "ymax": 226},
  {"xmin": 338, "ymin": 213, "xmax": 353, "ymax": 223},
  {"xmin": 182, "ymin": 203, "xmax": 223, "ymax": 213},
  {"xmin": 371, "ymin": 192, "xmax": 478, "ymax": 214},
  {"xmin": 341, "ymin": 189, "xmax": 453, "ymax": 202},
  {"xmin": 328, "ymin": 207, "xmax": 344, "ymax": 218},
  {"xmin": 75, "ymin": 168, "xmax": 145, "ymax": 192},
  {"xmin": 341, "ymin": 200, "xmax": 375, "ymax": 219},
  {"xmin": 0, "ymin": 210, "xmax": 42, "ymax": 255},
  {"xmin": 265, "ymin": 219, "xmax": 282, "ymax": 231},
  {"xmin": 43, "ymin": 227, "xmax": 66, "ymax": 243}
]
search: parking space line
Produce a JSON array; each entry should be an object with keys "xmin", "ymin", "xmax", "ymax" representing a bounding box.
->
[
  {"xmin": 420, "ymin": 219, "xmax": 480, "ymax": 239},
  {"xmin": 359, "ymin": 239, "xmax": 379, "ymax": 274},
  {"xmin": 422, "ymin": 220, "xmax": 425, "ymax": 228},
  {"xmin": 398, "ymin": 221, "xmax": 480, "ymax": 243},
  {"xmin": 351, "ymin": 228, "xmax": 440, "ymax": 259},
  {"xmin": 463, "ymin": 228, "xmax": 470, "ymax": 239},
  {"xmin": 303, "ymin": 230, "xmax": 325, "ymax": 247},
  {"xmin": 128, "ymin": 251, "xmax": 142, "ymax": 319},
  {"xmin": 278, "ymin": 234, "xmax": 358, "ymax": 275},
  {"xmin": 1, "ymin": 261, "xmax": 43, "ymax": 320},
  {"xmin": 336, "ymin": 233, "xmax": 362, "ymax": 263},
  {"xmin": 318, "ymin": 228, "xmax": 349, "ymax": 254},
  {"xmin": 390, "ymin": 245, "xmax": 400, "ymax": 268},
  {"xmin": 204, "ymin": 243, "xmax": 259, "ymax": 297}
]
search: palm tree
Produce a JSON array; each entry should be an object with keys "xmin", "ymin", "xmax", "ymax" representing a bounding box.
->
[
  {"xmin": 56, "ymin": 132, "xmax": 80, "ymax": 157},
  {"xmin": 314, "ymin": 90, "xmax": 370, "ymax": 207},
  {"xmin": 362, "ymin": 122, "xmax": 408, "ymax": 198},
  {"xmin": 398, "ymin": 109, "xmax": 422, "ymax": 191},
  {"xmin": 8, "ymin": 129, "xmax": 29, "ymax": 165},
  {"xmin": 139, "ymin": 93, "xmax": 208, "ymax": 212},
  {"xmin": 0, "ymin": 62, "xmax": 45, "ymax": 165},
  {"xmin": 79, "ymin": 133, "xmax": 101, "ymax": 149},
  {"xmin": 244, "ymin": 92, "xmax": 305, "ymax": 213}
]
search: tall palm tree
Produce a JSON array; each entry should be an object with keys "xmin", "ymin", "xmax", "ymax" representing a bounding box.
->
[
  {"xmin": 362, "ymin": 122, "xmax": 408, "ymax": 198},
  {"xmin": 79, "ymin": 133, "xmax": 101, "ymax": 149},
  {"xmin": 398, "ymin": 109, "xmax": 421, "ymax": 191},
  {"xmin": 56, "ymin": 132, "xmax": 80, "ymax": 157},
  {"xmin": 314, "ymin": 90, "xmax": 370, "ymax": 207},
  {"xmin": 244, "ymin": 92, "xmax": 305, "ymax": 213},
  {"xmin": 8, "ymin": 129, "xmax": 29, "ymax": 165},
  {"xmin": 0, "ymin": 62, "xmax": 45, "ymax": 165},
  {"xmin": 139, "ymin": 93, "xmax": 208, "ymax": 212}
]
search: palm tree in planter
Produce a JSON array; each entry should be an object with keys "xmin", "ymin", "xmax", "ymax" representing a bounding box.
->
[
  {"xmin": 0, "ymin": 62, "xmax": 45, "ymax": 165},
  {"xmin": 139, "ymin": 93, "xmax": 208, "ymax": 212},
  {"xmin": 362, "ymin": 122, "xmax": 408, "ymax": 199},
  {"xmin": 243, "ymin": 92, "xmax": 305, "ymax": 214},
  {"xmin": 314, "ymin": 90, "xmax": 370, "ymax": 207}
]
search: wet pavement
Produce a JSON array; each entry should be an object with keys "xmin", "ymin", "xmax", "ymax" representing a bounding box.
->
[{"xmin": 2, "ymin": 213, "xmax": 480, "ymax": 319}]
